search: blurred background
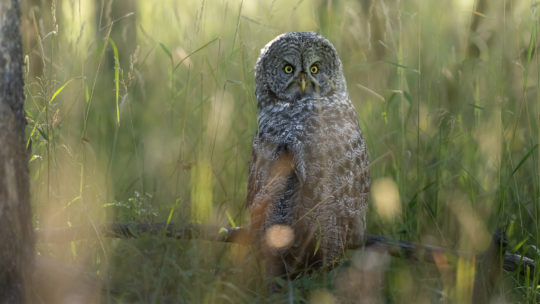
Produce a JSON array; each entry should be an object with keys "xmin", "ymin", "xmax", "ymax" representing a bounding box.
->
[{"xmin": 21, "ymin": 0, "xmax": 539, "ymax": 302}]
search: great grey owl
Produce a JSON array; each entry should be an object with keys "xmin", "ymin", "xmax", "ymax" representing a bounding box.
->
[{"xmin": 247, "ymin": 32, "xmax": 370, "ymax": 279}]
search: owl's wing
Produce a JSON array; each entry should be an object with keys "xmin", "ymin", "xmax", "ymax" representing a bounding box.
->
[
  {"xmin": 246, "ymin": 146, "xmax": 260, "ymax": 209},
  {"xmin": 246, "ymin": 139, "xmax": 295, "ymax": 230},
  {"xmin": 346, "ymin": 132, "xmax": 370, "ymax": 245}
]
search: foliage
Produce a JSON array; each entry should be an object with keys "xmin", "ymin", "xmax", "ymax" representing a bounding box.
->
[{"xmin": 23, "ymin": 0, "xmax": 539, "ymax": 302}]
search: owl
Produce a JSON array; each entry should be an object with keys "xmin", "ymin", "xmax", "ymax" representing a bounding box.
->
[{"xmin": 246, "ymin": 32, "xmax": 370, "ymax": 280}]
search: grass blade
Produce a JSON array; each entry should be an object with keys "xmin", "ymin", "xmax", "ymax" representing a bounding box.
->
[
  {"xmin": 522, "ymin": 23, "xmax": 536, "ymax": 89},
  {"xmin": 37, "ymin": 127, "xmax": 49, "ymax": 141},
  {"xmin": 225, "ymin": 210, "xmax": 236, "ymax": 227},
  {"xmin": 385, "ymin": 61, "xmax": 420, "ymax": 74},
  {"xmin": 159, "ymin": 42, "xmax": 173, "ymax": 63},
  {"xmin": 173, "ymin": 37, "xmax": 219, "ymax": 72},
  {"xmin": 50, "ymin": 79, "xmax": 74, "ymax": 104},
  {"xmin": 109, "ymin": 38, "xmax": 121, "ymax": 126},
  {"xmin": 512, "ymin": 144, "xmax": 538, "ymax": 176},
  {"xmin": 166, "ymin": 198, "xmax": 180, "ymax": 229},
  {"xmin": 85, "ymin": 83, "xmax": 90, "ymax": 103}
]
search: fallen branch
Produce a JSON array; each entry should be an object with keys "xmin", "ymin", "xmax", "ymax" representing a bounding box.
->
[
  {"xmin": 36, "ymin": 222, "xmax": 249, "ymax": 244},
  {"xmin": 36, "ymin": 222, "xmax": 536, "ymax": 276},
  {"xmin": 362, "ymin": 232, "xmax": 536, "ymax": 277}
]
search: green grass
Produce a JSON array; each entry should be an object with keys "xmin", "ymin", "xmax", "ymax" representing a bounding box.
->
[{"xmin": 23, "ymin": 0, "xmax": 539, "ymax": 302}]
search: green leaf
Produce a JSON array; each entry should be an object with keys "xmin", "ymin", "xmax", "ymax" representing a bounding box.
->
[
  {"xmin": 511, "ymin": 237, "xmax": 529, "ymax": 253},
  {"xmin": 226, "ymin": 210, "xmax": 236, "ymax": 227},
  {"xmin": 66, "ymin": 195, "xmax": 81, "ymax": 207},
  {"xmin": 512, "ymin": 144, "xmax": 538, "ymax": 176},
  {"xmin": 241, "ymin": 15, "xmax": 261, "ymax": 25},
  {"xmin": 127, "ymin": 224, "xmax": 139, "ymax": 238},
  {"xmin": 159, "ymin": 42, "xmax": 173, "ymax": 63},
  {"xmin": 37, "ymin": 127, "xmax": 48, "ymax": 141},
  {"xmin": 166, "ymin": 198, "xmax": 179, "ymax": 228},
  {"xmin": 313, "ymin": 220, "xmax": 322, "ymax": 256},
  {"xmin": 468, "ymin": 103, "xmax": 485, "ymax": 110},
  {"xmin": 523, "ymin": 24, "xmax": 536, "ymax": 89},
  {"xmin": 173, "ymin": 37, "xmax": 219, "ymax": 71},
  {"xmin": 85, "ymin": 83, "xmax": 90, "ymax": 103},
  {"xmin": 385, "ymin": 61, "xmax": 420, "ymax": 74},
  {"xmin": 50, "ymin": 79, "xmax": 74, "ymax": 104},
  {"xmin": 29, "ymin": 154, "xmax": 41, "ymax": 163},
  {"xmin": 403, "ymin": 90, "xmax": 413, "ymax": 105},
  {"xmin": 109, "ymin": 38, "xmax": 121, "ymax": 126},
  {"xmin": 274, "ymin": 277, "xmax": 287, "ymax": 288}
]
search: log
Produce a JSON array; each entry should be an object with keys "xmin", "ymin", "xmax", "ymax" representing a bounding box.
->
[{"xmin": 36, "ymin": 222, "xmax": 536, "ymax": 276}]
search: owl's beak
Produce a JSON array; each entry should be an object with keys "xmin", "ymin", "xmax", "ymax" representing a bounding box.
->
[{"xmin": 300, "ymin": 75, "xmax": 307, "ymax": 92}]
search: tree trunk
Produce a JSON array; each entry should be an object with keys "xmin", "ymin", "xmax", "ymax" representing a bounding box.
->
[{"xmin": 0, "ymin": 0, "xmax": 34, "ymax": 302}]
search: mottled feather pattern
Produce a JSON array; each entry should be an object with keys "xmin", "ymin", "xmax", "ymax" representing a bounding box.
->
[{"xmin": 248, "ymin": 32, "xmax": 370, "ymax": 273}]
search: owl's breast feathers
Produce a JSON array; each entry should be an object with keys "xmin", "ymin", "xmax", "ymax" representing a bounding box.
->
[{"xmin": 247, "ymin": 95, "xmax": 369, "ymax": 265}]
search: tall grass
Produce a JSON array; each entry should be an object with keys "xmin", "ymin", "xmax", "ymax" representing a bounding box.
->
[{"xmin": 23, "ymin": 0, "xmax": 539, "ymax": 302}]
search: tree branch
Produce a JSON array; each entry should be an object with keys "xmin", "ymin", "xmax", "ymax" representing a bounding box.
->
[{"xmin": 36, "ymin": 222, "xmax": 535, "ymax": 276}]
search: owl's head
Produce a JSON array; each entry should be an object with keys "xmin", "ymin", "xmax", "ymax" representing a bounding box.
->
[{"xmin": 255, "ymin": 32, "xmax": 346, "ymax": 107}]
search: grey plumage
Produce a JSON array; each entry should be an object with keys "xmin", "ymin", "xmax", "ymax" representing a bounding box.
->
[{"xmin": 247, "ymin": 32, "xmax": 370, "ymax": 277}]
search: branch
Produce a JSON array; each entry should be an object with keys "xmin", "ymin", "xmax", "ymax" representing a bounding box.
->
[
  {"xmin": 362, "ymin": 232, "xmax": 536, "ymax": 277},
  {"xmin": 36, "ymin": 222, "xmax": 536, "ymax": 276},
  {"xmin": 36, "ymin": 222, "xmax": 250, "ymax": 244}
]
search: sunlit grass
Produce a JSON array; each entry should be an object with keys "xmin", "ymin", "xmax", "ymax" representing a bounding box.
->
[{"xmin": 22, "ymin": 0, "xmax": 539, "ymax": 302}]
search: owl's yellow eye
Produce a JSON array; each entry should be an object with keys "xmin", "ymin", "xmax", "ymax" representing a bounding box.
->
[
  {"xmin": 284, "ymin": 65, "xmax": 294, "ymax": 74},
  {"xmin": 310, "ymin": 65, "xmax": 319, "ymax": 74}
]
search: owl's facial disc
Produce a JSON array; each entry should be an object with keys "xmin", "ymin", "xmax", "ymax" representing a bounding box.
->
[
  {"xmin": 255, "ymin": 32, "xmax": 345, "ymax": 105},
  {"xmin": 283, "ymin": 67, "xmax": 321, "ymax": 101}
]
